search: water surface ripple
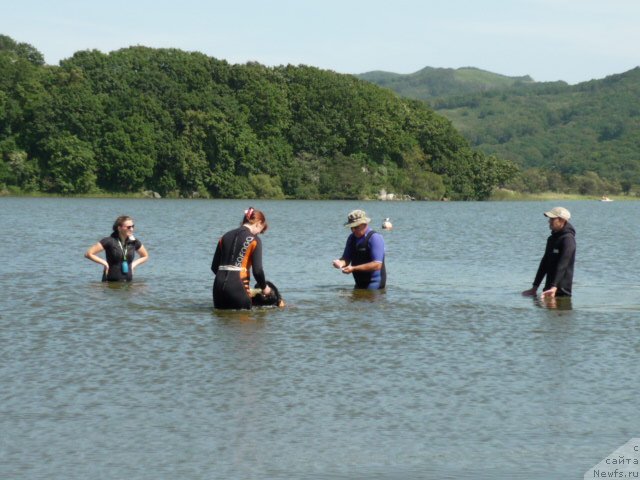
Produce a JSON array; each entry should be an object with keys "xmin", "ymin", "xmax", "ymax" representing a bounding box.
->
[{"xmin": 1, "ymin": 198, "xmax": 639, "ymax": 479}]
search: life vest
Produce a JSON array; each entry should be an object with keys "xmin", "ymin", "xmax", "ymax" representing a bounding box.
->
[{"xmin": 351, "ymin": 230, "xmax": 386, "ymax": 289}]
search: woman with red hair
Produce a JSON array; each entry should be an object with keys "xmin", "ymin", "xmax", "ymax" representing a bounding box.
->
[{"xmin": 211, "ymin": 207, "xmax": 272, "ymax": 309}]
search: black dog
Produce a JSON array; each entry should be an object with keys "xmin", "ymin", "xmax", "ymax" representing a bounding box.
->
[{"xmin": 251, "ymin": 281, "xmax": 285, "ymax": 308}]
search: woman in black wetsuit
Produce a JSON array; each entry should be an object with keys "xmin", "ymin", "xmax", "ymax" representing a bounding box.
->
[
  {"xmin": 211, "ymin": 207, "xmax": 272, "ymax": 309},
  {"xmin": 85, "ymin": 215, "xmax": 149, "ymax": 281}
]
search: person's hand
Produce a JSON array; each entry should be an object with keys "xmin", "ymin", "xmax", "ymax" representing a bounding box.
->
[
  {"xmin": 103, "ymin": 264, "xmax": 109, "ymax": 276},
  {"xmin": 262, "ymin": 285, "xmax": 272, "ymax": 296},
  {"xmin": 521, "ymin": 287, "xmax": 537, "ymax": 296},
  {"xmin": 542, "ymin": 296, "xmax": 557, "ymax": 309},
  {"xmin": 541, "ymin": 286, "xmax": 557, "ymax": 298},
  {"xmin": 341, "ymin": 265, "xmax": 354, "ymax": 274},
  {"xmin": 332, "ymin": 259, "xmax": 344, "ymax": 269}
]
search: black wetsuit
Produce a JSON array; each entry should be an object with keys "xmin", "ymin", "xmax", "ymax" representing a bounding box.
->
[
  {"xmin": 99, "ymin": 233, "xmax": 142, "ymax": 282},
  {"xmin": 211, "ymin": 226, "xmax": 267, "ymax": 309},
  {"xmin": 533, "ymin": 222, "xmax": 576, "ymax": 296}
]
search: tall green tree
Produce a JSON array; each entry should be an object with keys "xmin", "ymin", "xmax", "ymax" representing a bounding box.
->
[
  {"xmin": 42, "ymin": 134, "xmax": 96, "ymax": 193},
  {"xmin": 0, "ymin": 36, "xmax": 518, "ymax": 199}
]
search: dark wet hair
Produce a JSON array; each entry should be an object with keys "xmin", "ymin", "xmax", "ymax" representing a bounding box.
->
[
  {"xmin": 112, "ymin": 215, "xmax": 133, "ymax": 233},
  {"xmin": 251, "ymin": 281, "xmax": 284, "ymax": 308},
  {"xmin": 241, "ymin": 207, "xmax": 268, "ymax": 233}
]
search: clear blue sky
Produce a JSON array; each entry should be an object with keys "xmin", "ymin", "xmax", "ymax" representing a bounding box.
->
[{"xmin": 2, "ymin": 0, "xmax": 638, "ymax": 84}]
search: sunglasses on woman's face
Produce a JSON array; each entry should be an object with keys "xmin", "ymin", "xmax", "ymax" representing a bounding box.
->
[{"xmin": 122, "ymin": 225, "xmax": 135, "ymax": 229}]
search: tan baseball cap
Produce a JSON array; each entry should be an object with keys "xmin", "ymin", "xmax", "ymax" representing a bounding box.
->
[{"xmin": 544, "ymin": 206, "xmax": 571, "ymax": 220}]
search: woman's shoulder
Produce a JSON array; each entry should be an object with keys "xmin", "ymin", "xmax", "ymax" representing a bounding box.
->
[
  {"xmin": 99, "ymin": 234, "xmax": 117, "ymax": 246},
  {"xmin": 222, "ymin": 226, "xmax": 243, "ymax": 236}
]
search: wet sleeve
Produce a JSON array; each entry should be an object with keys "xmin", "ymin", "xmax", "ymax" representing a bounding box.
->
[
  {"xmin": 369, "ymin": 233, "xmax": 385, "ymax": 263},
  {"xmin": 211, "ymin": 239, "xmax": 222, "ymax": 274},
  {"xmin": 250, "ymin": 238, "xmax": 267, "ymax": 289},
  {"xmin": 533, "ymin": 237, "xmax": 551, "ymax": 287},
  {"xmin": 550, "ymin": 236, "xmax": 576, "ymax": 287},
  {"xmin": 532, "ymin": 258, "xmax": 546, "ymax": 287}
]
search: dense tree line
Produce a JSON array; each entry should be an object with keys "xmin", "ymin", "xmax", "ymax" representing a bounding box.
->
[{"xmin": 0, "ymin": 35, "xmax": 516, "ymax": 200}]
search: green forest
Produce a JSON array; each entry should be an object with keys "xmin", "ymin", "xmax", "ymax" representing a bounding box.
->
[
  {"xmin": 0, "ymin": 35, "xmax": 517, "ymax": 200},
  {"xmin": 359, "ymin": 66, "xmax": 640, "ymax": 196}
]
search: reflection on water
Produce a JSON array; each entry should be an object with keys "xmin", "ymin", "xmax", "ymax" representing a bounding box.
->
[
  {"xmin": 346, "ymin": 287, "xmax": 387, "ymax": 303},
  {"xmin": 1, "ymin": 197, "xmax": 639, "ymax": 480},
  {"xmin": 213, "ymin": 308, "xmax": 270, "ymax": 325},
  {"xmin": 533, "ymin": 295, "xmax": 573, "ymax": 311}
]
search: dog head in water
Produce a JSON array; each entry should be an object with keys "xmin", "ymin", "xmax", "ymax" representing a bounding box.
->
[{"xmin": 251, "ymin": 281, "xmax": 285, "ymax": 308}]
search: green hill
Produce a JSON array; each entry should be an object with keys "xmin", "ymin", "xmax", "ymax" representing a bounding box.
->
[
  {"xmin": 359, "ymin": 64, "xmax": 640, "ymax": 194},
  {"xmin": 0, "ymin": 34, "xmax": 515, "ymax": 200},
  {"xmin": 357, "ymin": 66, "xmax": 536, "ymax": 101},
  {"xmin": 433, "ymin": 68, "xmax": 640, "ymax": 192}
]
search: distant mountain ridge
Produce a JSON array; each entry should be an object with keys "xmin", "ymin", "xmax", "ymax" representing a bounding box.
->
[
  {"xmin": 359, "ymin": 64, "xmax": 640, "ymax": 193},
  {"xmin": 357, "ymin": 66, "xmax": 537, "ymax": 101}
]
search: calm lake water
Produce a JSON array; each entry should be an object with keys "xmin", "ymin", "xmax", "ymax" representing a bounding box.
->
[{"xmin": 1, "ymin": 197, "xmax": 639, "ymax": 480}]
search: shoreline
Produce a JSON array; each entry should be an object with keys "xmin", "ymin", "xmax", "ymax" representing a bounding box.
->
[
  {"xmin": 1, "ymin": 192, "xmax": 638, "ymax": 201},
  {"xmin": 488, "ymin": 190, "xmax": 639, "ymax": 201},
  {"xmin": 1, "ymin": 187, "xmax": 638, "ymax": 202}
]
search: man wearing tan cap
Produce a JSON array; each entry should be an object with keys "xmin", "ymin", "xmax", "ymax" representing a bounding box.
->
[
  {"xmin": 522, "ymin": 207, "xmax": 576, "ymax": 298},
  {"xmin": 332, "ymin": 209, "xmax": 386, "ymax": 289}
]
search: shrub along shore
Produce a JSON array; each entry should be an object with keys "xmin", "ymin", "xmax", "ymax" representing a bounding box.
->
[{"xmin": 2, "ymin": 185, "xmax": 637, "ymax": 202}]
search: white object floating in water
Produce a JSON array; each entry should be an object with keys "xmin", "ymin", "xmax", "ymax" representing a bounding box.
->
[{"xmin": 382, "ymin": 218, "xmax": 393, "ymax": 230}]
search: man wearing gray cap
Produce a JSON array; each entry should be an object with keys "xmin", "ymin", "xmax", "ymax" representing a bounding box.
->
[
  {"xmin": 522, "ymin": 207, "xmax": 576, "ymax": 298},
  {"xmin": 332, "ymin": 209, "xmax": 386, "ymax": 289}
]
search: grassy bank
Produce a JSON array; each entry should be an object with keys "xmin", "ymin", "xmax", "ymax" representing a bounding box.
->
[
  {"xmin": 3, "ymin": 186, "xmax": 639, "ymax": 201},
  {"xmin": 0, "ymin": 185, "xmax": 165, "ymax": 199},
  {"xmin": 489, "ymin": 189, "xmax": 639, "ymax": 201}
]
